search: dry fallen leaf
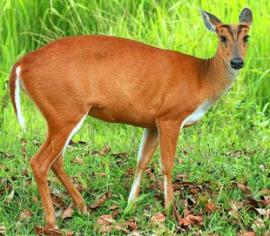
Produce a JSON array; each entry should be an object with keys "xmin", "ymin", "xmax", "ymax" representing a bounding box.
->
[
  {"xmin": 229, "ymin": 201, "xmax": 244, "ymax": 220},
  {"xmin": 124, "ymin": 219, "xmax": 137, "ymax": 231},
  {"xmin": 178, "ymin": 158, "xmax": 184, "ymax": 164},
  {"xmin": 258, "ymin": 189, "xmax": 270, "ymax": 196},
  {"xmin": 150, "ymin": 180, "xmax": 163, "ymax": 191},
  {"xmin": 22, "ymin": 168, "xmax": 30, "ymax": 179},
  {"xmin": 5, "ymin": 188, "xmax": 14, "ymax": 203},
  {"xmin": 257, "ymin": 189, "xmax": 270, "ymax": 207},
  {"xmin": 232, "ymin": 182, "xmax": 251, "ymax": 195},
  {"xmin": 100, "ymin": 225, "xmax": 129, "ymax": 234},
  {"xmin": 0, "ymin": 150, "xmax": 14, "ymax": 159},
  {"xmin": 21, "ymin": 138, "xmax": 27, "ymax": 158},
  {"xmin": 97, "ymin": 214, "xmax": 115, "ymax": 233},
  {"xmin": 35, "ymin": 226, "xmax": 64, "ymax": 236},
  {"xmin": 205, "ymin": 201, "xmax": 217, "ymax": 213},
  {"xmin": 230, "ymin": 201, "xmax": 244, "ymax": 211},
  {"xmin": 179, "ymin": 214, "xmax": 203, "ymax": 226},
  {"xmin": 126, "ymin": 168, "xmax": 134, "ymax": 177},
  {"xmin": 237, "ymin": 231, "xmax": 256, "ymax": 236},
  {"xmin": 175, "ymin": 174, "xmax": 188, "ymax": 181},
  {"xmin": 254, "ymin": 208, "xmax": 270, "ymax": 217},
  {"xmin": 113, "ymin": 225, "xmax": 129, "ymax": 234},
  {"xmin": 50, "ymin": 191, "xmax": 66, "ymax": 209},
  {"xmin": 62, "ymin": 207, "xmax": 74, "ymax": 220},
  {"xmin": 99, "ymin": 145, "xmax": 111, "ymax": 156},
  {"xmin": 244, "ymin": 196, "xmax": 260, "ymax": 209},
  {"xmin": 225, "ymin": 149, "xmax": 255, "ymax": 158},
  {"xmin": 252, "ymin": 218, "xmax": 265, "ymax": 230},
  {"xmin": 72, "ymin": 156, "xmax": 84, "ymax": 165},
  {"xmin": 109, "ymin": 204, "xmax": 119, "ymax": 218},
  {"xmin": 32, "ymin": 196, "xmax": 39, "ymax": 204},
  {"xmin": 109, "ymin": 204, "xmax": 119, "ymax": 210},
  {"xmin": 97, "ymin": 216, "xmax": 137, "ymax": 234},
  {"xmin": 127, "ymin": 231, "xmax": 143, "ymax": 236},
  {"xmin": 0, "ymin": 225, "xmax": 6, "ymax": 235},
  {"xmin": 0, "ymin": 180, "xmax": 12, "ymax": 197},
  {"xmin": 111, "ymin": 152, "xmax": 129, "ymax": 159},
  {"xmin": 32, "ymin": 139, "xmax": 41, "ymax": 146},
  {"xmin": 243, "ymin": 195, "xmax": 270, "ymax": 214},
  {"xmin": 150, "ymin": 212, "xmax": 166, "ymax": 224},
  {"xmin": 173, "ymin": 204, "xmax": 182, "ymax": 223},
  {"xmin": 260, "ymin": 198, "xmax": 270, "ymax": 207},
  {"xmin": 65, "ymin": 231, "xmax": 74, "ymax": 236},
  {"xmin": 98, "ymin": 172, "xmax": 107, "ymax": 177},
  {"xmin": 183, "ymin": 199, "xmax": 191, "ymax": 217},
  {"xmin": 89, "ymin": 192, "xmax": 112, "ymax": 210},
  {"xmin": 173, "ymin": 181, "xmax": 202, "ymax": 196},
  {"xmin": 55, "ymin": 209, "xmax": 63, "ymax": 218},
  {"xmin": 97, "ymin": 214, "xmax": 115, "ymax": 226},
  {"xmin": 19, "ymin": 209, "xmax": 32, "ymax": 221},
  {"xmin": 71, "ymin": 177, "xmax": 87, "ymax": 192}
]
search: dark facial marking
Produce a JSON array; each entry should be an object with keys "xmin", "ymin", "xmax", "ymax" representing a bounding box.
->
[
  {"xmin": 237, "ymin": 25, "xmax": 249, "ymax": 38},
  {"xmin": 218, "ymin": 25, "xmax": 234, "ymax": 42},
  {"xmin": 220, "ymin": 25, "xmax": 234, "ymax": 36}
]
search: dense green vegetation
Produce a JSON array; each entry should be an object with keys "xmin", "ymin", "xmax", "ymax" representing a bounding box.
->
[{"xmin": 0, "ymin": 0, "xmax": 269, "ymax": 235}]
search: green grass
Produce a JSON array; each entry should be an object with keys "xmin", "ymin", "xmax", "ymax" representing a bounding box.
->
[{"xmin": 0, "ymin": 0, "xmax": 270, "ymax": 235}]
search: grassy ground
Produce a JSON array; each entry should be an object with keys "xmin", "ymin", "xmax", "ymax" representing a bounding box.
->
[{"xmin": 0, "ymin": 0, "xmax": 270, "ymax": 235}]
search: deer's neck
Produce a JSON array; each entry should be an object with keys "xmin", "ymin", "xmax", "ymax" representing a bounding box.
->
[{"xmin": 202, "ymin": 50, "xmax": 238, "ymax": 101}]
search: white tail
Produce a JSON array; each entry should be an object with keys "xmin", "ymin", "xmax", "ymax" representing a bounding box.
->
[{"xmin": 15, "ymin": 66, "xmax": 25, "ymax": 129}]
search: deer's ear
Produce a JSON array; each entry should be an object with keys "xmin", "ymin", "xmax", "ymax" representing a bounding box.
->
[
  {"xmin": 200, "ymin": 9, "xmax": 222, "ymax": 32},
  {"xmin": 239, "ymin": 8, "xmax": 252, "ymax": 26}
]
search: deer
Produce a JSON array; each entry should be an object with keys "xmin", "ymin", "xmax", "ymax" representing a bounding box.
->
[{"xmin": 9, "ymin": 8, "xmax": 252, "ymax": 231}]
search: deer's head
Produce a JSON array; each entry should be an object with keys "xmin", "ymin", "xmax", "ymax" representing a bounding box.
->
[{"xmin": 201, "ymin": 8, "xmax": 253, "ymax": 70}]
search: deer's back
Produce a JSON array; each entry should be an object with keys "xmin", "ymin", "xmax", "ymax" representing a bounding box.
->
[{"xmin": 17, "ymin": 35, "xmax": 202, "ymax": 127}]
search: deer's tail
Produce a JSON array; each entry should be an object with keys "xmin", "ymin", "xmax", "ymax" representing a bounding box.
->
[{"xmin": 9, "ymin": 64, "xmax": 25, "ymax": 129}]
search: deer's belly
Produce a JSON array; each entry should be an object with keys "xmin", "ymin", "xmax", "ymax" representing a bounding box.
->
[{"xmin": 89, "ymin": 105, "xmax": 156, "ymax": 128}]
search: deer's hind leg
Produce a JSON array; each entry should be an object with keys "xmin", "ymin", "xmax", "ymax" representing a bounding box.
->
[
  {"xmin": 51, "ymin": 155, "xmax": 87, "ymax": 214},
  {"xmin": 30, "ymin": 113, "xmax": 87, "ymax": 229}
]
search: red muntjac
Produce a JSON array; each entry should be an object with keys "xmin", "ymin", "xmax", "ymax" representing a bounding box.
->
[{"xmin": 9, "ymin": 8, "xmax": 252, "ymax": 231}]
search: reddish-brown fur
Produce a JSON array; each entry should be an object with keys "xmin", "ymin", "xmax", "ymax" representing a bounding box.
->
[{"xmin": 9, "ymin": 9, "xmax": 252, "ymax": 231}]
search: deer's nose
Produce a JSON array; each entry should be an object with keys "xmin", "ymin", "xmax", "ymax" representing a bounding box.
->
[{"xmin": 230, "ymin": 57, "xmax": 244, "ymax": 70}]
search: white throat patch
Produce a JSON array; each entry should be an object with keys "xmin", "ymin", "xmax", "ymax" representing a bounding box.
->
[{"xmin": 181, "ymin": 101, "xmax": 212, "ymax": 128}]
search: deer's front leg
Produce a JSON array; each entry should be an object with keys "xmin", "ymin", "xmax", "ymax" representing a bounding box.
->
[
  {"xmin": 157, "ymin": 120, "xmax": 180, "ymax": 213},
  {"xmin": 128, "ymin": 128, "xmax": 158, "ymax": 203}
]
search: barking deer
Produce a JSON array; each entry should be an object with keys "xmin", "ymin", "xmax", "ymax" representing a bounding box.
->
[{"xmin": 9, "ymin": 8, "xmax": 252, "ymax": 230}]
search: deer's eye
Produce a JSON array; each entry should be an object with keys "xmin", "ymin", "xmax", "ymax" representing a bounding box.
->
[
  {"xmin": 243, "ymin": 35, "xmax": 249, "ymax": 43},
  {"xmin": 220, "ymin": 36, "xmax": 227, "ymax": 43}
]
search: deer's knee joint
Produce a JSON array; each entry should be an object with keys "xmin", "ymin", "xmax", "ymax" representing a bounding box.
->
[
  {"xmin": 161, "ymin": 167, "xmax": 173, "ymax": 177},
  {"xmin": 137, "ymin": 162, "xmax": 148, "ymax": 170},
  {"xmin": 30, "ymin": 158, "xmax": 49, "ymax": 181}
]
